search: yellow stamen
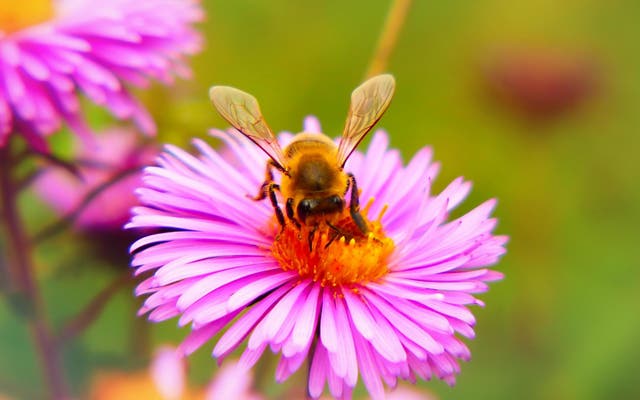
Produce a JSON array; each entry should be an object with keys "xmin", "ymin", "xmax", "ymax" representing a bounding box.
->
[
  {"xmin": 271, "ymin": 200, "xmax": 394, "ymax": 288},
  {"xmin": 0, "ymin": 0, "xmax": 54, "ymax": 34}
]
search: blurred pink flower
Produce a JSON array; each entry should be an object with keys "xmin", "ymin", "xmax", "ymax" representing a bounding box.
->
[
  {"xmin": 152, "ymin": 346, "xmax": 435, "ymax": 400},
  {"xmin": 0, "ymin": 0, "xmax": 203, "ymax": 151},
  {"xmin": 150, "ymin": 346, "xmax": 264, "ymax": 400},
  {"xmin": 483, "ymin": 48, "xmax": 597, "ymax": 122},
  {"xmin": 204, "ymin": 359, "xmax": 264, "ymax": 400},
  {"xmin": 129, "ymin": 117, "xmax": 507, "ymax": 399},
  {"xmin": 34, "ymin": 128, "xmax": 157, "ymax": 232},
  {"xmin": 150, "ymin": 346, "xmax": 187, "ymax": 400},
  {"xmin": 383, "ymin": 387, "xmax": 437, "ymax": 400},
  {"xmin": 321, "ymin": 386, "xmax": 438, "ymax": 400}
]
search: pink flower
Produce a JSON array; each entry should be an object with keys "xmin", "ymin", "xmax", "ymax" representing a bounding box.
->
[
  {"xmin": 34, "ymin": 128, "xmax": 157, "ymax": 232},
  {"xmin": 129, "ymin": 117, "xmax": 507, "ymax": 400},
  {"xmin": 204, "ymin": 359, "xmax": 264, "ymax": 400},
  {"xmin": 90, "ymin": 346, "xmax": 260, "ymax": 400},
  {"xmin": 0, "ymin": 0, "xmax": 203, "ymax": 151},
  {"xmin": 151, "ymin": 346, "xmax": 264, "ymax": 400},
  {"xmin": 483, "ymin": 47, "xmax": 597, "ymax": 122},
  {"xmin": 150, "ymin": 346, "xmax": 186, "ymax": 400},
  {"xmin": 151, "ymin": 346, "xmax": 433, "ymax": 400}
]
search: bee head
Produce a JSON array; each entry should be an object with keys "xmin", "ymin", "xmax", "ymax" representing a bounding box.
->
[{"xmin": 297, "ymin": 195, "xmax": 344, "ymax": 223}]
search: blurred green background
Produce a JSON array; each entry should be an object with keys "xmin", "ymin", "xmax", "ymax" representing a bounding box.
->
[{"xmin": 2, "ymin": 0, "xmax": 640, "ymax": 399}]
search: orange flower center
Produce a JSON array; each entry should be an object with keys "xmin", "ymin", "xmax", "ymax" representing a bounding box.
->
[
  {"xmin": 271, "ymin": 199, "xmax": 394, "ymax": 288},
  {"xmin": 0, "ymin": 0, "xmax": 53, "ymax": 34}
]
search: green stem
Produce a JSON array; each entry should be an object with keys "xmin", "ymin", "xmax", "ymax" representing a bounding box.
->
[
  {"xmin": 0, "ymin": 145, "xmax": 70, "ymax": 399},
  {"xmin": 364, "ymin": 0, "xmax": 413, "ymax": 78},
  {"xmin": 57, "ymin": 272, "xmax": 131, "ymax": 344},
  {"xmin": 33, "ymin": 166, "xmax": 141, "ymax": 243}
]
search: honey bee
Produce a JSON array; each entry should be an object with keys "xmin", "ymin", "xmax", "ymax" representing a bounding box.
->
[{"xmin": 209, "ymin": 74, "xmax": 395, "ymax": 242}]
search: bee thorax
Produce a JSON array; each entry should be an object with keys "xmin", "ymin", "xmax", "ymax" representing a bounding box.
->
[{"xmin": 292, "ymin": 157, "xmax": 341, "ymax": 192}]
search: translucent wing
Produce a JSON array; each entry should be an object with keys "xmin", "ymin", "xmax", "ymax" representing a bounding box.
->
[
  {"xmin": 337, "ymin": 74, "xmax": 396, "ymax": 167},
  {"xmin": 209, "ymin": 85, "xmax": 287, "ymax": 170}
]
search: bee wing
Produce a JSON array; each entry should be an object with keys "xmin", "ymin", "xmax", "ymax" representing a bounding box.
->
[
  {"xmin": 209, "ymin": 86, "xmax": 287, "ymax": 170},
  {"xmin": 337, "ymin": 74, "xmax": 396, "ymax": 167}
]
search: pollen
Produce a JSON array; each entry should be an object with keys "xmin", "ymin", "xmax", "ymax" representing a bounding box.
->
[
  {"xmin": 271, "ymin": 199, "xmax": 394, "ymax": 288},
  {"xmin": 0, "ymin": 0, "xmax": 54, "ymax": 34}
]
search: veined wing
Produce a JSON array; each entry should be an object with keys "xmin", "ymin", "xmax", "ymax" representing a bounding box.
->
[
  {"xmin": 210, "ymin": 85, "xmax": 287, "ymax": 170},
  {"xmin": 337, "ymin": 74, "xmax": 396, "ymax": 167}
]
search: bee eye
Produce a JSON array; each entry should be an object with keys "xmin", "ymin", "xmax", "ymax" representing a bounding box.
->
[
  {"xmin": 330, "ymin": 195, "xmax": 343, "ymax": 207},
  {"xmin": 297, "ymin": 199, "xmax": 314, "ymax": 222},
  {"xmin": 299, "ymin": 200, "xmax": 312, "ymax": 211}
]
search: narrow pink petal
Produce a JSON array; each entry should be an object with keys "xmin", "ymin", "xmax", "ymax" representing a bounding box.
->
[
  {"xmin": 246, "ymin": 282, "xmax": 308, "ymax": 350},
  {"xmin": 326, "ymin": 364, "xmax": 344, "ymax": 398},
  {"xmin": 353, "ymin": 332, "xmax": 385, "ymax": 400},
  {"xmin": 288, "ymin": 284, "xmax": 321, "ymax": 354},
  {"xmin": 177, "ymin": 266, "xmax": 278, "ymax": 310},
  {"xmin": 148, "ymin": 304, "xmax": 180, "ymax": 321},
  {"xmin": 320, "ymin": 290, "xmax": 339, "ymax": 353},
  {"xmin": 238, "ymin": 342, "xmax": 267, "ymax": 372},
  {"xmin": 178, "ymin": 280, "xmax": 251, "ymax": 326},
  {"xmin": 0, "ymin": 94, "xmax": 12, "ymax": 141},
  {"xmin": 308, "ymin": 344, "xmax": 328, "ymax": 399},
  {"xmin": 263, "ymin": 282, "xmax": 310, "ymax": 340},
  {"xmin": 227, "ymin": 272, "xmax": 296, "ymax": 312},
  {"xmin": 179, "ymin": 315, "xmax": 237, "ymax": 356},
  {"xmin": 342, "ymin": 290, "xmax": 376, "ymax": 340},
  {"xmin": 213, "ymin": 285, "xmax": 290, "ymax": 359},
  {"xmin": 303, "ymin": 115, "xmax": 322, "ymax": 133},
  {"xmin": 334, "ymin": 296, "xmax": 359, "ymax": 387},
  {"xmin": 364, "ymin": 292, "xmax": 444, "ymax": 355}
]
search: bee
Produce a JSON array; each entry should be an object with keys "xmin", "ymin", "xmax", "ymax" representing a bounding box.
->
[{"xmin": 209, "ymin": 74, "xmax": 395, "ymax": 243}]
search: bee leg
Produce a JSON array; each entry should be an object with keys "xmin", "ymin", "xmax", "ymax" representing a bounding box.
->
[
  {"xmin": 347, "ymin": 173, "xmax": 369, "ymax": 234},
  {"xmin": 324, "ymin": 222, "xmax": 343, "ymax": 249},
  {"xmin": 267, "ymin": 183, "xmax": 285, "ymax": 231},
  {"xmin": 285, "ymin": 198, "xmax": 301, "ymax": 229},
  {"xmin": 307, "ymin": 225, "xmax": 318, "ymax": 253},
  {"xmin": 286, "ymin": 198, "xmax": 303, "ymax": 241},
  {"xmin": 252, "ymin": 162, "xmax": 276, "ymax": 201}
]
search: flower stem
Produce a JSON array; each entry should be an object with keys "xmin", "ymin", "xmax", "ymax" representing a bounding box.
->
[
  {"xmin": 0, "ymin": 145, "xmax": 70, "ymax": 399},
  {"xmin": 364, "ymin": 0, "xmax": 413, "ymax": 78},
  {"xmin": 57, "ymin": 272, "xmax": 131, "ymax": 344},
  {"xmin": 33, "ymin": 167, "xmax": 141, "ymax": 243}
]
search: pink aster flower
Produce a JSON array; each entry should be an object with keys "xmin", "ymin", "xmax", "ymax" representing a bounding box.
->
[
  {"xmin": 0, "ymin": 0, "xmax": 202, "ymax": 151},
  {"xmin": 128, "ymin": 116, "xmax": 507, "ymax": 400}
]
